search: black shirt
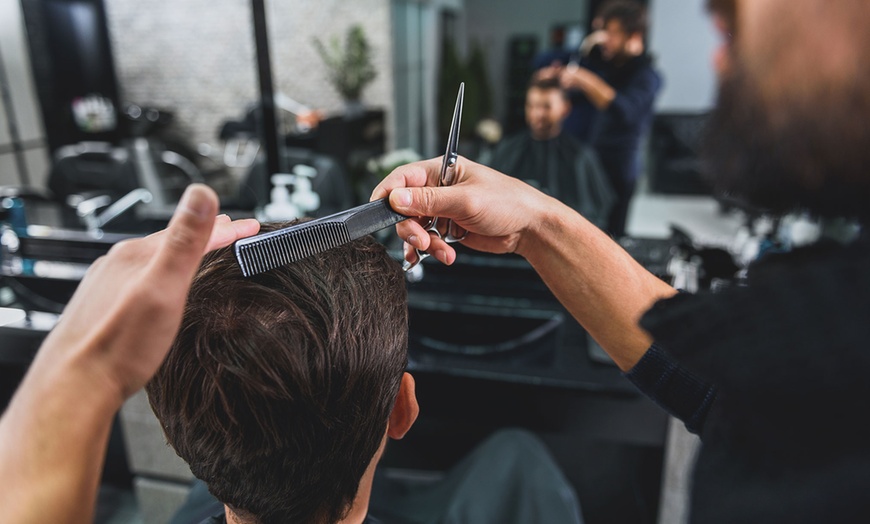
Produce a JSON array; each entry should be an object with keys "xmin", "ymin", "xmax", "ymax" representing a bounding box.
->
[{"xmin": 626, "ymin": 238, "xmax": 870, "ymax": 523}]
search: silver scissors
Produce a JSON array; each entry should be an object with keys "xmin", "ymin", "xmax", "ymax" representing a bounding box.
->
[{"xmin": 404, "ymin": 83, "xmax": 466, "ymax": 272}]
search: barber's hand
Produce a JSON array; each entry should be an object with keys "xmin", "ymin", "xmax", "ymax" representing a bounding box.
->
[
  {"xmin": 533, "ymin": 61, "xmax": 564, "ymax": 82},
  {"xmin": 559, "ymin": 65, "xmax": 590, "ymax": 91},
  {"xmin": 33, "ymin": 184, "xmax": 260, "ymax": 405},
  {"xmin": 371, "ymin": 157, "xmax": 555, "ymax": 266},
  {"xmin": 579, "ymin": 29, "xmax": 607, "ymax": 56},
  {"xmin": 206, "ymin": 212, "xmax": 261, "ymax": 253}
]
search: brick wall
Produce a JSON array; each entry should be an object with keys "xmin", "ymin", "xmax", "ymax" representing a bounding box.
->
[{"xmin": 105, "ymin": 0, "xmax": 394, "ymax": 152}]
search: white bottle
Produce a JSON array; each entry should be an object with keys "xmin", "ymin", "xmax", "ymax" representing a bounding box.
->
[
  {"xmin": 788, "ymin": 213, "xmax": 822, "ymax": 247},
  {"xmin": 290, "ymin": 164, "xmax": 321, "ymax": 214},
  {"xmin": 263, "ymin": 174, "xmax": 301, "ymax": 221}
]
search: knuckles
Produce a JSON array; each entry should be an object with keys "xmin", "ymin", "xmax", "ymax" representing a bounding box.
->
[{"xmin": 107, "ymin": 238, "xmax": 146, "ymax": 263}]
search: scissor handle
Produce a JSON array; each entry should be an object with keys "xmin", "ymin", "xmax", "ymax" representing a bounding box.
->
[
  {"xmin": 423, "ymin": 217, "xmax": 465, "ymax": 244},
  {"xmin": 441, "ymin": 152, "xmax": 459, "ymax": 185},
  {"xmin": 404, "ymin": 216, "xmax": 467, "ymax": 272},
  {"xmin": 438, "ymin": 161, "xmax": 467, "ymax": 242},
  {"xmin": 404, "ymin": 221, "xmax": 440, "ymax": 272}
]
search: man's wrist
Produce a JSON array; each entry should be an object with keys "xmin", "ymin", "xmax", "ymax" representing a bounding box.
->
[
  {"xmin": 27, "ymin": 334, "xmax": 128, "ymax": 420},
  {"xmin": 515, "ymin": 196, "xmax": 583, "ymax": 261}
]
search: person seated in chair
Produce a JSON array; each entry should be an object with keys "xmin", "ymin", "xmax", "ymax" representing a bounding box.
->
[
  {"xmin": 149, "ymin": 226, "xmax": 582, "ymax": 524},
  {"xmin": 484, "ymin": 77, "xmax": 614, "ymax": 229}
]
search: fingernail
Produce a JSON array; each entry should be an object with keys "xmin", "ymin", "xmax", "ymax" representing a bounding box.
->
[
  {"xmin": 408, "ymin": 235, "xmax": 419, "ymax": 248},
  {"xmin": 178, "ymin": 185, "xmax": 210, "ymax": 219},
  {"xmin": 394, "ymin": 189, "xmax": 412, "ymax": 209},
  {"xmin": 435, "ymin": 250, "xmax": 447, "ymax": 264}
]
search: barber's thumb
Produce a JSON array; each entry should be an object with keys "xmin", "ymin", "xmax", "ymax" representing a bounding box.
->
[
  {"xmin": 390, "ymin": 187, "xmax": 451, "ymax": 218},
  {"xmin": 158, "ymin": 184, "xmax": 219, "ymax": 271}
]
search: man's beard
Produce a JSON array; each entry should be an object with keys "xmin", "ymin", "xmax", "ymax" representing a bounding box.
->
[{"xmin": 702, "ymin": 59, "xmax": 870, "ymax": 219}]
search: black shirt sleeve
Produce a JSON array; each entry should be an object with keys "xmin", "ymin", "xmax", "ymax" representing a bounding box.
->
[
  {"xmin": 608, "ymin": 66, "xmax": 661, "ymax": 128},
  {"xmin": 624, "ymin": 344, "xmax": 718, "ymax": 435}
]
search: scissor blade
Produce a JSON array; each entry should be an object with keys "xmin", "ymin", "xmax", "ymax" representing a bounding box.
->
[{"xmin": 444, "ymin": 82, "xmax": 464, "ymax": 165}]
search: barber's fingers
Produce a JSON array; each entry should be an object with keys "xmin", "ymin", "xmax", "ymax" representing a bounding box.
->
[
  {"xmin": 371, "ymin": 158, "xmax": 442, "ymax": 201},
  {"xmin": 387, "ymin": 185, "xmax": 470, "ymax": 225},
  {"xmin": 394, "ymin": 221, "xmax": 457, "ymax": 263},
  {"xmin": 143, "ymin": 211, "xmax": 260, "ymax": 256},
  {"xmin": 205, "ymin": 215, "xmax": 260, "ymax": 253},
  {"xmin": 153, "ymin": 184, "xmax": 219, "ymax": 278},
  {"xmin": 403, "ymin": 237, "xmax": 457, "ymax": 266},
  {"xmin": 396, "ymin": 219, "xmax": 432, "ymax": 250}
]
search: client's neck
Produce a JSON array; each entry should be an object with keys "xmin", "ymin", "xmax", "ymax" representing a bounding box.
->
[
  {"xmin": 341, "ymin": 455, "xmax": 379, "ymax": 524},
  {"xmin": 224, "ymin": 442, "xmax": 384, "ymax": 524},
  {"xmin": 532, "ymin": 128, "xmax": 562, "ymax": 141}
]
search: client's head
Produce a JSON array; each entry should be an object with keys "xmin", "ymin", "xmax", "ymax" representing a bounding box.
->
[
  {"xmin": 146, "ymin": 224, "xmax": 415, "ymax": 524},
  {"xmin": 526, "ymin": 76, "xmax": 571, "ymax": 141}
]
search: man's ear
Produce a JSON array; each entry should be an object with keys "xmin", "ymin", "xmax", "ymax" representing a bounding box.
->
[
  {"xmin": 558, "ymin": 97, "xmax": 573, "ymax": 120},
  {"xmin": 627, "ymin": 33, "xmax": 644, "ymax": 56},
  {"xmin": 387, "ymin": 373, "xmax": 419, "ymax": 440}
]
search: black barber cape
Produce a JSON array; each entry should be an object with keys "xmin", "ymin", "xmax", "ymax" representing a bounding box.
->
[
  {"xmin": 201, "ymin": 514, "xmax": 384, "ymax": 523},
  {"xmin": 484, "ymin": 131, "xmax": 615, "ymax": 229}
]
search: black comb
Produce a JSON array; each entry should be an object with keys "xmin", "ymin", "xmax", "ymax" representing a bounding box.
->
[{"xmin": 234, "ymin": 198, "xmax": 407, "ymax": 277}]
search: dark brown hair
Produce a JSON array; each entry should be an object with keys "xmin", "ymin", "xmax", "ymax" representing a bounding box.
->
[
  {"xmin": 707, "ymin": 0, "xmax": 737, "ymax": 38},
  {"xmin": 598, "ymin": 0, "xmax": 649, "ymax": 36},
  {"xmin": 146, "ymin": 224, "xmax": 408, "ymax": 524},
  {"xmin": 528, "ymin": 76, "xmax": 567, "ymax": 99}
]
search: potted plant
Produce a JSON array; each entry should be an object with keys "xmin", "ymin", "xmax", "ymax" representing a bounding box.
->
[{"xmin": 313, "ymin": 25, "xmax": 377, "ymax": 118}]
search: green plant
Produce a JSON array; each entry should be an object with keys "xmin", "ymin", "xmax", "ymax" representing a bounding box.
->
[
  {"xmin": 437, "ymin": 38, "xmax": 494, "ymax": 141},
  {"xmin": 313, "ymin": 25, "xmax": 377, "ymax": 102}
]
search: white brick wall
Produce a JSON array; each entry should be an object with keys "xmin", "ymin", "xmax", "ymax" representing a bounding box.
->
[{"xmin": 104, "ymin": 0, "xmax": 394, "ymax": 152}]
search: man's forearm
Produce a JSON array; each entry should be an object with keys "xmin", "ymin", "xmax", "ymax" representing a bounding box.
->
[
  {"xmin": 0, "ymin": 339, "xmax": 123, "ymax": 522},
  {"xmin": 517, "ymin": 199, "xmax": 677, "ymax": 370},
  {"xmin": 570, "ymin": 68, "xmax": 616, "ymax": 110}
]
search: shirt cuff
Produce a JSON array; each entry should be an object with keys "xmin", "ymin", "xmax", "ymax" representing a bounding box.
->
[{"xmin": 624, "ymin": 344, "xmax": 718, "ymax": 435}]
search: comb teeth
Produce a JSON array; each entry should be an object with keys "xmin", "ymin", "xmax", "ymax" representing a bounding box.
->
[{"xmin": 235, "ymin": 222, "xmax": 351, "ymax": 277}]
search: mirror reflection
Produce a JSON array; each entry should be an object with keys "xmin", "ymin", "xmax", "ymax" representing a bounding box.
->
[{"xmin": 4, "ymin": 0, "xmax": 723, "ymax": 236}]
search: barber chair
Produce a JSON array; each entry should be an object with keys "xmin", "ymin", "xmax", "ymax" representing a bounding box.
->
[
  {"xmin": 48, "ymin": 142, "xmax": 139, "ymax": 201},
  {"xmin": 217, "ymin": 110, "xmax": 261, "ymax": 170},
  {"xmin": 48, "ymin": 139, "xmax": 203, "ymax": 230}
]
